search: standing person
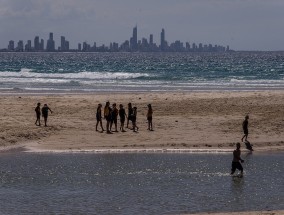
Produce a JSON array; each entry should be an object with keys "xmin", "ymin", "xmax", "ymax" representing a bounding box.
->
[
  {"xmin": 119, "ymin": 104, "xmax": 127, "ymax": 132},
  {"xmin": 126, "ymin": 103, "xmax": 133, "ymax": 129},
  {"xmin": 110, "ymin": 103, "xmax": 118, "ymax": 132},
  {"xmin": 230, "ymin": 142, "xmax": 244, "ymax": 177},
  {"xmin": 104, "ymin": 101, "xmax": 112, "ymax": 134},
  {"xmin": 41, "ymin": 104, "xmax": 52, "ymax": 127},
  {"xmin": 35, "ymin": 102, "xmax": 41, "ymax": 126},
  {"xmin": 96, "ymin": 103, "xmax": 104, "ymax": 132},
  {"xmin": 132, "ymin": 106, "xmax": 139, "ymax": 132},
  {"xmin": 241, "ymin": 115, "xmax": 249, "ymax": 142},
  {"xmin": 147, "ymin": 104, "xmax": 153, "ymax": 131}
]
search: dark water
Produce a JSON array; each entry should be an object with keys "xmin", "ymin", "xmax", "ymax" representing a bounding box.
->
[
  {"xmin": 0, "ymin": 152, "xmax": 283, "ymax": 214},
  {"xmin": 0, "ymin": 52, "xmax": 284, "ymax": 92}
]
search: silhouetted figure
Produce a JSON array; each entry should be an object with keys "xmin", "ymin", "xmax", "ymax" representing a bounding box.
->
[
  {"xmin": 147, "ymin": 104, "xmax": 153, "ymax": 131},
  {"xmin": 96, "ymin": 103, "xmax": 104, "ymax": 132},
  {"xmin": 110, "ymin": 103, "xmax": 118, "ymax": 132},
  {"xmin": 241, "ymin": 115, "xmax": 249, "ymax": 142},
  {"xmin": 126, "ymin": 103, "xmax": 133, "ymax": 129},
  {"xmin": 119, "ymin": 104, "xmax": 127, "ymax": 132},
  {"xmin": 104, "ymin": 101, "xmax": 112, "ymax": 134},
  {"xmin": 231, "ymin": 142, "xmax": 244, "ymax": 177},
  {"xmin": 41, "ymin": 104, "xmax": 52, "ymax": 127},
  {"xmin": 35, "ymin": 102, "xmax": 41, "ymax": 126},
  {"xmin": 132, "ymin": 106, "xmax": 139, "ymax": 132}
]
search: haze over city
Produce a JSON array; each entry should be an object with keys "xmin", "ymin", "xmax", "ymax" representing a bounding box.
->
[{"xmin": 0, "ymin": 0, "xmax": 284, "ymax": 51}]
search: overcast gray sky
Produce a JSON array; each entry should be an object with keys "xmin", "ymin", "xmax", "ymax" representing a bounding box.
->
[{"xmin": 0, "ymin": 0, "xmax": 284, "ymax": 51}]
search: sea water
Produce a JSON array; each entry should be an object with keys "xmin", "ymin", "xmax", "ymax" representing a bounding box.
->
[
  {"xmin": 0, "ymin": 152, "xmax": 283, "ymax": 214},
  {"xmin": 0, "ymin": 52, "xmax": 284, "ymax": 92}
]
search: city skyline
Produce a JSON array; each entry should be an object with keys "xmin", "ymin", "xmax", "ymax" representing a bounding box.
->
[
  {"xmin": 0, "ymin": 0, "xmax": 284, "ymax": 51},
  {"xmin": 1, "ymin": 26, "xmax": 230, "ymax": 52}
]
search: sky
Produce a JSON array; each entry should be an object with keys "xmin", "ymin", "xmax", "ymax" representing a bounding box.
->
[{"xmin": 0, "ymin": 0, "xmax": 284, "ymax": 51}]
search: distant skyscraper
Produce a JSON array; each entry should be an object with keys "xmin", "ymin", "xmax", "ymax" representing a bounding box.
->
[
  {"xmin": 46, "ymin": 32, "xmax": 55, "ymax": 51},
  {"xmin": 40, "ymin": 39, "xmax": 44, "ymax": 51},
  {"xmin": 78, "ymin": 43, "xmax": 82, "ymax": 51},
  {"xmin": 17, "ymin": 40, "xmax": 24, "ymax": 51},
  {"xmin": 160, "ymin": 28, "xmax": 165, "ymax": 51},
  {"xmin": 34, "ymin": 36, "xmax": 40, "ymax": 51},
  {"xmin": 131, "ymin": 26, "xmax": 138, "ymax": 51},
  {"xmin": 61, "ymin": 36, "xmax": 66, "ymax": 51},
  {"xmin": 8, "ymin": 40, "xmax": 14, "ymax": 51},
  {"xmin": 149, "ymin": 34, "xmax": 153, "ymax": 45},
  {"xmin": 25, "ymin": 40, "xmax": 32, "ymax": 51}
]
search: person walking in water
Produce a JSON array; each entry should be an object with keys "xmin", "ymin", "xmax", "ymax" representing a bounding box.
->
[
  {"xmin": 126, "ymin": 103, "xmax": 133, "ymax": 129},
  {"xmin": 119, "ymin": 104, "xmax": 127, "ymax": 132},
  {"xmin": 110, "ymin": 103, "xmax": 118, "ymax": 132},
  {"xmin": 147, "ymin": 104, "xmax": 153, "ymax": 131},
  {"xmin": 241, "ymin": 115, "xmax": 249, "ymax": 142},
  {"xmin": 104, "ymin": 101, "xmax": 112, "ymax": 134},
  {"xmin": 132, "ymin": 106, "xmax": 139, "ymax": 132},
  {"xmin": 41, "ymin": 104, "xmax": 52, "ymax": 127},
  {"xmin": 35, "ymin": 102, "xmax": 41, "ymax": 126},
  {"xmin": 96, "ymin": 103, "xmax": 104, "ymax": 132},
  {"xmin": 231, "ymin": 142, "xmax": 244, "ymax": 177}
]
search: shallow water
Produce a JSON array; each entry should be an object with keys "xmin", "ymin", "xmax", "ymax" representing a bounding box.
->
[{"xmin": 0, "ymin": 152, "xmax": 283, "ymax": 214}]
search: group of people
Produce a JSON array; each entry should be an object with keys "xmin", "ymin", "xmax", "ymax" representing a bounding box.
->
[
  {"xmin": 96, "ymin": 102, "xmax": 153, "ymax": 134},
  {"xmin": 34, "ymin": 100, "xmax": 249, "ymax": 178},
  {"xmin": 34, "ymin": 103, "xmax": 53, "ymax": 127}
]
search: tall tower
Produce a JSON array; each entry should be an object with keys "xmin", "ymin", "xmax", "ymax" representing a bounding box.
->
[
  {"xmin": 132, "ymin": 25, "xmax": 138, "ymax": 51},
  {"xmin": 149, "ymin": 34, "xmax": 153, "ymax": 45},
  {"xmin": 160, "ymin": 28, "xmax": 165, "ymax": 51},
  {"xmin": 34, "ymin": 36, "xmax": 40, "ymax": 51},
  {"xmin": 46, "ymin": 32, "xmax": 55, "ymax": 51},
  {"xmin": 61, "ymin": 36, "xmax": 66, "ymax": 51}
]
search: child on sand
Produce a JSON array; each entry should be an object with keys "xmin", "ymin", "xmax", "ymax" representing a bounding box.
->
[
  {"xmin": 147, "ymin": 104, "xmax": 153, "ymax": 131},
  {"xmin": 96, "ymin": 103, "xmax": 104, "ymax": 132},
  {"xmin": 35, "ymin": 102, "xmax": 41, "ymax": 126},
  {"xmin": 231, "ymin": 142, "xmax": 244, "ymax": 177},
  {"xmin": 241, "ymin": 115, "xmax": 249, "ymax": 142}
]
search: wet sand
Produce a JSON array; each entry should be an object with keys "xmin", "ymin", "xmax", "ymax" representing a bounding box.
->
[
  {"xmin": 192, "ymin": 210, "xmax": 284, "ymax": 215},
  {"xmin": 0, "ymin": 91, "xmax": 283, "ymax": 153}
]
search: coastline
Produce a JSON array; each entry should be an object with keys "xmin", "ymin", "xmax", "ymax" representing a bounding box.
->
[
  {"xmin": 191, "ymin": 210, "xmax": 284, "ymax": 215},
  {"xmin": 0, "ymin": 90, "xmax": 283, "ymax": 153}
]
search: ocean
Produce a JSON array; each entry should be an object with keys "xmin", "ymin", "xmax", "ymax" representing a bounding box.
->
[{"xmin": 0, "ymin": 52, "xmax": 284, "ymax": 93}]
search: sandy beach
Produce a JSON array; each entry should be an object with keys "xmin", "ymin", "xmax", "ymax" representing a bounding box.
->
[{"xmin": 0, "ymin": 90, "xmax": 283, "ymax": 153}]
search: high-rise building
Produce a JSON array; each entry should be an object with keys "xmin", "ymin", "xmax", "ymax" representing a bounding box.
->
[
  {"xmin": 149, "ymin": 34, "xmax": 153, "ymax": 45},
  {"xmin": 34, "ymin": 36, "xmax": 40, "ymax": 51},
  {"xmin": 8, "ymin": 40, "xmax": 14, "ymax": 51},
  {"xmin": 25, "ymin": 40, "xmax": 32, "ymax": 51},
  {"xmin": 78, "ymin": 43, "xmax": 82, "ymax": 51},
  {"xmin": 46, "ymin": 32, "xmax": 55, "ymax": 51},
  {"xmin": 16, "ymin": 40, "xmax": 24, "ymax": 51},
  {"xmin": 40, "ymin": 39, "xmax": 44, "ymax": 51},
  {"xmin": 60, "ymin": 36, "xmax": 66, "ymax": 51},
  {"xmin": 160, "ymin": 28, "xmax": 166, "ymax": 51},
  {"xmin": 131, "ymin": 26, "xmax": 138, "ymax": 51}
]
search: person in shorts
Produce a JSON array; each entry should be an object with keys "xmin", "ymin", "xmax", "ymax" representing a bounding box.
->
[
  {"xmin": 104, "ymin": 101, "xmax": 112, "ymax": 134},
  {"xmin": 231, "ymin": 142, "xmax": 244, "ymax": 177},
  {"xmin": 41, "ymin": 104, "xmax": 53, "ymax": 127},
  {"xmin": 126, "ymin": 103, "xmax": 133, "ymax": 129},
  {"xmin": 110, "ymin": 103, "xmax": 118, "ymax": 132},
  {"xmin": 119, "ymin": 104, "xmax": 127, "ymax": 132},
  {"xmin": 132, "ymin": 106, "xmax": 139, "ymax": 132}
]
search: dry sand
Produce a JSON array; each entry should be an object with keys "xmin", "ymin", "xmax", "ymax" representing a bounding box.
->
[{"xmin": 0, "ymin": 90, "xmax": 283, "ymax": 153}]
